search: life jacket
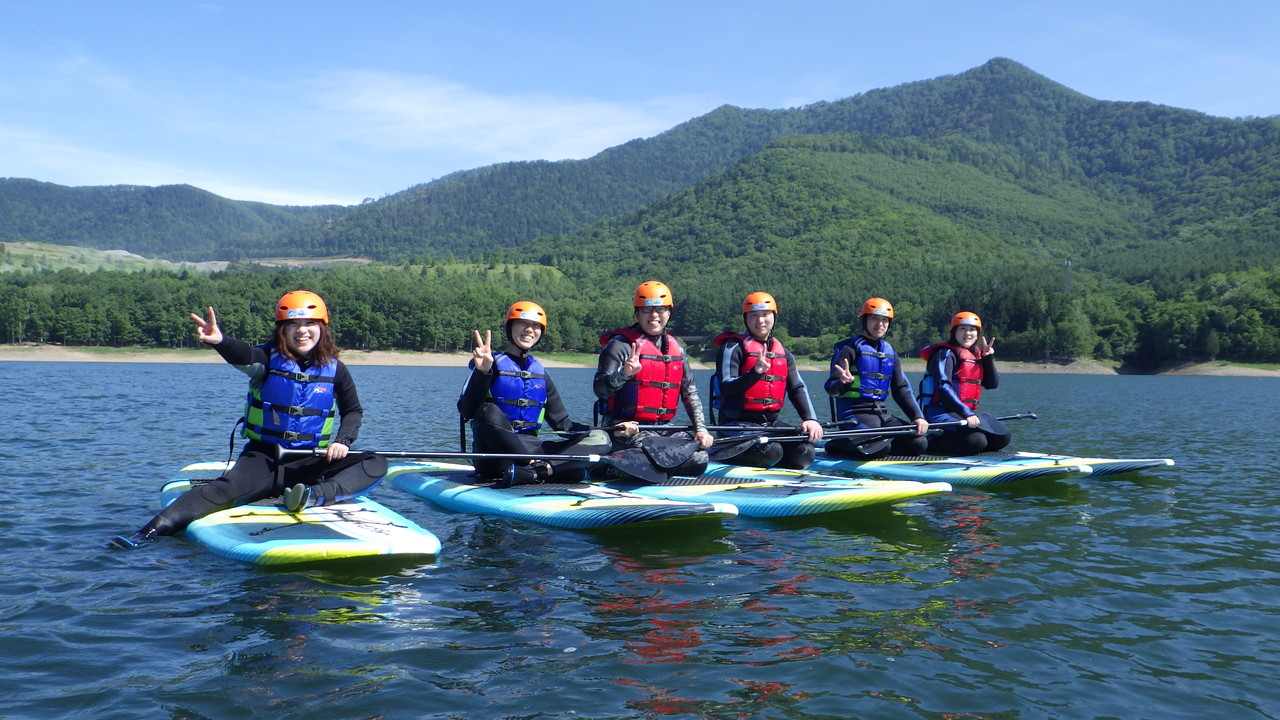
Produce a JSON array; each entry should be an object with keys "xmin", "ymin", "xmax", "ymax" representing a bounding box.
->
[
  {"xmin": 243, "ymin": 346, "xmax": 338, "ymax": 449},
  {"xmin": 918, "ymin": 343, "xmax": 984, "ymax": 410},
  {"xmin": 831, "ymin": 335, "xmax": 897, "ymax": 418},
  {"xmin": 598, "ymin": 326, "xmax": 685, "ymax": 422},
  {"xmin": 487, "ymin": 352, "xmax": 548, "ymax": 432},
  {"xmin": 712, "ymin": 331, "xmax": 787, "ymax": 413}
]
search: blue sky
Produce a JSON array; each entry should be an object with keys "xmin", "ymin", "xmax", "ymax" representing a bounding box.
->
[{"xmin": 3, "ymin": 1, "xmax": 1278, "ymax": 206}]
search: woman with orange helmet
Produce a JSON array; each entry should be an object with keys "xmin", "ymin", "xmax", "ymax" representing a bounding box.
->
[
  {"xmin": 594, "ymin": 281, "xmax": 713, "ymax": 477},
  {"xmin": 458, "ymin": 301, "xmax": 610, "ymax": 486},
  {"xmin": 114, "ymin": 290, "xmax": 385, "ymax": 547},
  {"xmin": 823, "ymin": 297, "xmax": 929, "ymax": 458},
  {"xmin": 917, "ymin": 311, "xmax": 1010, "ymax": 455},
  {"xmin": 710, "ymin": 292, "xmax": 823, "ymax": 469}
]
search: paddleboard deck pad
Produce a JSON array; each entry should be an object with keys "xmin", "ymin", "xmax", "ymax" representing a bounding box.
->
[
  {"xmin": 160, "ymin": 461, "xmax": 441, "ymax": 566},
  {"xmin": 602, "ymin": 465, "xmax": 951, "ymax": 518},
  {"xmin": 388, "ymin": 461, "xmax": 738, "ymax": 529}
]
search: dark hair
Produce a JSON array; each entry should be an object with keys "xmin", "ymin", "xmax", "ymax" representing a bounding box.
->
[{"xmin": 273, "ymin": 321, "xmax": 340, "ymax": 366}]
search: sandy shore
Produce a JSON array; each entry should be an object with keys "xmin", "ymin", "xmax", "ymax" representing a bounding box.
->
[{"xmin": 3, "ymin": 343, "xmax": 1276, "ymax": 376}]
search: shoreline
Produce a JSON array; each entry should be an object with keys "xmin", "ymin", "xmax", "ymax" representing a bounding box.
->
[{"xmin": 1, "ymin": 343, "xmax": 1276, "ymax": 376}]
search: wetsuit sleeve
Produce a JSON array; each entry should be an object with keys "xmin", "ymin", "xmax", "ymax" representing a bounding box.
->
[
  {"xmin": 332, "ymin": 361, "xmax": 363, "ymax": 447},
  {"xmin": 593, "ymin": 335, "xmax": 633, "ymax": 399},
  {"xmin": 891, "ymin": 361, "xmax": 924, "ymax": 421},
  {"xmin": 784, "ymin": 350, "xmax": 819, "ymax": 422},
  {"xmin": 716, "ymin": 339, "xmax": 757, "ymax": 399},
  {"xmin": 542, "ymin": 375, "xmax": 585, "ymax": 432},
  {"xmin": 928, "ymin": 348, "xmax": 972, "ymax": 417},
  {"xmin": 456, "ymin": 361, "xmax": 491, "ymax": 420},
  {"xmin": 210, "ymin": 335, "xmax": 270, "ymax": 382},
  {"xmin": 981, "ymin": 354, "xmax": 1000, "ymax": 390},
  {"xmin": 678, "ymin": 354, "xmax": 708, "ymax": 434},
  {"xmin": 824, "ymin": 344, "xmax": 856, "ymax": 396}
]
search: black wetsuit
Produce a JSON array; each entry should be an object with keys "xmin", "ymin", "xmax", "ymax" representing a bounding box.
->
[{"xmin": 137, "ymin": 336, "xmax": 385, "ymax": 537}]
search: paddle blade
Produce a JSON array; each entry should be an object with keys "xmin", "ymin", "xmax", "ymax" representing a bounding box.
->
[
  {"xmin": 603, "ymin": 449, "xmax": 667, "ymax": 484},
  {"xmin": 640, "ymin": 435, "xmax": 702, "ymax": 470}
]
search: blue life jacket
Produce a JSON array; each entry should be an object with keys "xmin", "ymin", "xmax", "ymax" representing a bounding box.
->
[
  {"xmin": 244, "ymin": 346, "xmax": 338, "ymax": 449},
  {"xmin": 489, "ymin": 352, "xmax": 548, "ymax": 432},
  {"xmin": 831, "ymin": 336, "xmax": 897, "ymax": 419}
]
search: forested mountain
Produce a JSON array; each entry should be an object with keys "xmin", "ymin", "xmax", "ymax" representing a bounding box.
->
[
  {"xmin": 0, "ymin": 179, "xmax": 341, "ymax": 261},
  {"xmin": 3, "ymin": 58, "xmax": 1279, "ymax": 369}
]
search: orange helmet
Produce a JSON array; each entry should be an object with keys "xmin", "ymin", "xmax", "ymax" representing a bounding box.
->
[
  {"xmin": 633, "ymin": 281, "xmax": 673, "ymax": 308},
  {"xmin": 505, "ymin": 300, "xmax": 547, "ymax": 330},
  {"xmin": 275, "ymin": 291, "xmax": 329, "ymax": 324},
  {"xmin": 742, "ymin": 291, "xmax": 778, "ymax": 315},
  {"xmin": 860, "ymin": 297, "xmax": 894, "ymax": 320},
  {"xmin": 950, "ymin": 311, "xmax": 982, "ymax": 330}
]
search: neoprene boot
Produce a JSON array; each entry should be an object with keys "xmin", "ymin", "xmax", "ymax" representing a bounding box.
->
[{"xmin": 284, "ymin": 484, "xmax": 313, "ymax": 513}]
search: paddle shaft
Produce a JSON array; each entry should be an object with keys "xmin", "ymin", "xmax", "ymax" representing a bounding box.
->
[
  {"xmin": 635, "ymin": 413, "xmax": 1035, "ymax": 435},
  {"xmin": 725, "ymin": 413, "xmax": 1037, "ymax": 444}
]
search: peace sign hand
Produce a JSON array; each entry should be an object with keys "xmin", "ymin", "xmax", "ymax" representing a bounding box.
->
[
  {"xmin": 833, "ymin": 357, "xmax": 855, "ymax": 385},
  {"xmin": 753, "ymin": 346, "xmax": 768, "ymax": 375},
  {"xmin": 472, "ymin": 329, "xmax": 494, "ymax": 373},
  {"xmin": 977, "ymin": 335, "xmax": 996, "ymax": 356},
  {"xmin": 622, "ymin": 341, "xmax": 644, "ymax": 378},
  {"xmin": 188, "ymin": 306, "xmax": 223, "ymax": 345}
]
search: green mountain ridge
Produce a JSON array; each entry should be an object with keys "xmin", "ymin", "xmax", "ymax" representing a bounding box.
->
[{"xmin": 2, "ymin": 58, "xmax": 1278, "ymax": 367}]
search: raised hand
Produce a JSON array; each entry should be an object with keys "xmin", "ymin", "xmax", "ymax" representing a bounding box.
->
[
  {"xmin": 977, "ymin": 335, "xmax": 996, "ymax": 356},
  {"xmin": 832, "ymin": 357, "xmax": 855, "ymax": 384},
  {"xmin": 472, "ymin": 329, "xmax": 494, "ymax": 373},
  {"xmin": 622, "ymin": 340, "xmax": 644, "ymax": 378},
  {"xmin": 188, "ymin": 306, "xmax": 223, "ymax": 345},
  {"xmin": 753, "ymin": 346, "xmax": 768, "ymax": 374}
]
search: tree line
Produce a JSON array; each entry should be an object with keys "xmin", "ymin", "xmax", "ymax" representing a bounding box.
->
[{"xmin": 3, "ymin": 262, "xmax": 1275, "ymax": 370}]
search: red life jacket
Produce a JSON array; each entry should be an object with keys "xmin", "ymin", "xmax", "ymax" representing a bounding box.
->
[
  {"xmin": 598, "ymin": 326, "xmax": 685, "ymax": 422},
  {"xmin": 918, "ymin": 342, "xmax": 984, "ymax": 409},
  {"xmin": 713, "ymin": 331, "xmax": 787, "ymax": 412}
]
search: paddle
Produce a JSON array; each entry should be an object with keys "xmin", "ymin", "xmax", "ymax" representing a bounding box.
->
[{"xmin": 308, "ymin": 448, "xmax": 668, "ymax": 484}]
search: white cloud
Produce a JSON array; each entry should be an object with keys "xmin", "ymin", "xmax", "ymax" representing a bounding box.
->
[{"xmin": 305, "ymin": 70, "xmax": 712, "ymax": 163}]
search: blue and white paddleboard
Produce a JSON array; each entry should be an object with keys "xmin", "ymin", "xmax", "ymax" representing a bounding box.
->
[
  {"xmin": 807, "ymin": 449, "xmax": 1172, "ymax": 485},
  {"xmin": 161, "ymin": 461, "xmax": 441, "ymax": 566},
  {"xmin": 600, "ymin": 465, "xmax": 951, "ymax": 518},
  {"xmin": 388, "ymin": 461, "xmax": 738, "ymax": 529}
]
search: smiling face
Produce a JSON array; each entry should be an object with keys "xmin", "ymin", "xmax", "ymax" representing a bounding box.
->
[
  {"xmin": 952, "ymin": 324, "xmax": 979, "ymax": 349},
  {"xmin": 744, "ymin": 309, "xmax": 775, "ymax": 341},
  {"xmin": 862, "ymin": 314, "xmax": 891, "ymax": 340},
  {"xmin": 507, "ymin": 318, "xmax": 543, "ymax": 351},
  {"xmin": 635, "ymin": 305, "xmax": 671, "ymax": 336},
  {"xmin": 281, "ymin": 319, "xmax": 323, "ymax": 357}
]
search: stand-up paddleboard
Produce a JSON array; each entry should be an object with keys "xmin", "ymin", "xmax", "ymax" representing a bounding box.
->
[
  {"xmin": 809, "ymin": 449, "xmax": 1173, "ymax": 484},
  {"xmin": 159, "ymin": 462, "xmax": 441, "ymax": 566},
  {"xmin": 965, "ymin": 451, "xmax": 1175, "ymax": 477},
  {"xmin": 806, "ymin": 452, "xmax": 1091, "ymax": 486},
  {"xmin": 599, "ymin": 465, "xmax": 950, "ymax": 518},
  {"xmin": 388, "ymin": 461, "xmax": 738, "ymax": 529}
]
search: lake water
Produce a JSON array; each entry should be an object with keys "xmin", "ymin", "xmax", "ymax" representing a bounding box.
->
[{"xmin": 2, "ymin": 361, "xmax": 1276, "ymax": 719}]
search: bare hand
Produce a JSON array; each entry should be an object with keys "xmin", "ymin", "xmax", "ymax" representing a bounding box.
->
[
  {"xmin": 832, "ymin": 357, "xmax": 855, "ymax": 385},
  {"xmin": 694, "ymin": 430, "xmax": 714, "ymax": 450},
  {"xmin": 977, "ymin": 335, "xmax": 996, "ymax": 356},
  {"xmin": 472, "ymin": 329, "xmax": 494, "ymax": 373},
  {"xmin": 614, "ymin": 421, "xmax": 640, "ymax": 438},
  {"xmin": 622, "ymin": 341, "xmax": 643, "ymax": 378},
  {"xmin": 913, "ymin": 417, "xmax": 929, "ymax": 436},
  {"xmin": 188, "ymin": 306, "xmax": 223, "ymax": 345},
  {"xmin": 753, "ymin": 347, "xmax": 768, "ymax": 374},
  {"xmin": 964, "ymin": 415, "xmax": 981, "ymax": 428},
  {"xmin": 801, "ymin": 419, "xmax": 824, "ymax": 442},
  {"xmin": 325, "ymin": 442, "xmax": 350, "ymax": 461}
]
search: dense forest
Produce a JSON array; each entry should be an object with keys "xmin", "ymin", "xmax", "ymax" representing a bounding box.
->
[{"xmin": 2, "ymin": 58, "xmax": 1278, "ymax": 370}]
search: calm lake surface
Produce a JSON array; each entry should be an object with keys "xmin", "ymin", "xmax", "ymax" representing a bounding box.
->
[{"xmin": 2, "ymin": 361, "xmax": 1276, "ymax": 719}]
